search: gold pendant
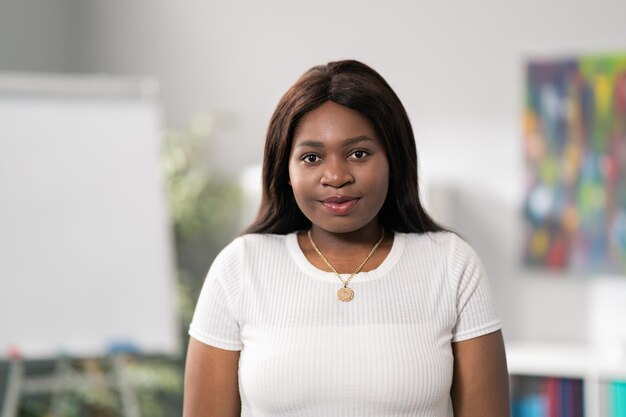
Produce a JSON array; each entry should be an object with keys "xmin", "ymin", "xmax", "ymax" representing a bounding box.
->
[{"xmin": 337, "ymin": 286, "xmax": 354, "ymax": 302}]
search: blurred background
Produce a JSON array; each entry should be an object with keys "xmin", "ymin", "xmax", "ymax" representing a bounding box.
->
[{"xmin": 1, "ymin": 0, "xmax": 626, "ymax": 416}]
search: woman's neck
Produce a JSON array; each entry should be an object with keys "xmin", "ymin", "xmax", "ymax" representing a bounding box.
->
[
  {"xmin": 299, "ymin": 222, "xmax": 392, "ymax": 274},
  {"xmin": 308, "ymin": 223, "xmax": 384, "ymax": 253}
]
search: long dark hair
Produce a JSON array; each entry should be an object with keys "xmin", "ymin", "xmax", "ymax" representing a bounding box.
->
[{"xmin": 244, "ymin": 59, "xmax": 446, "ymax": 235}]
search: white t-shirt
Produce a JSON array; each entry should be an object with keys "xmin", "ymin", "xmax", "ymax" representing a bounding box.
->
[{"xmin": 189, "ymin": 231, "xmax": 501, "ymax": 417}]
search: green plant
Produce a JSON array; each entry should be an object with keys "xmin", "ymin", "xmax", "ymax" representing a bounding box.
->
[{"xmin": 162, "ymin": 117, "xmax": 244, "ymax": 338}]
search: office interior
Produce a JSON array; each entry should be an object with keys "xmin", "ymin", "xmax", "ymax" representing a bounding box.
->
[{"xmin": 1, "ymin": 1, "xmax": 626, "ymax": 416}]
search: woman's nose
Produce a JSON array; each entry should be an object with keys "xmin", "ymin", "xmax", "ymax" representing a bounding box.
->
[{"xmin": 320, "ymin": 159, "xmax": 355, "ymax": 188}]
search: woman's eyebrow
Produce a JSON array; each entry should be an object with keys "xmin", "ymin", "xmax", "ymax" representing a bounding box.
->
[
  {"xmin": 294, "ymin": 140, "xmax": 324, "ymax": 148},
  {"xmin": 295, "ymin": 135, "xmax": 376, "ymax": 148},
  {"xmin": 343, "ymin": 135, "xmax": 376, "ymax": 147}
]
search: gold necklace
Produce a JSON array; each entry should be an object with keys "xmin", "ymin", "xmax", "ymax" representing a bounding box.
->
[{"xmin": 307, "ymin": 229, "xmax": 385, "ymax": 302}]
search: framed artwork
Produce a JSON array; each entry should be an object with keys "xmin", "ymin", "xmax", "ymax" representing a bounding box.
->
[{"xmin": 523, "ymin": 53, "xmax": 626, "ymax": 274}]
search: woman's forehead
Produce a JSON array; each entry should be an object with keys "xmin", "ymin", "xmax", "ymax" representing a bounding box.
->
[{"xmin": 292, "ymin": 101, "xmax": 379, "ymax": 144}]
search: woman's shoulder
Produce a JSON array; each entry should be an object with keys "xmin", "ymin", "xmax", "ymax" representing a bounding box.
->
[
  {"xmin": 216, "ymin": 232, "xmax": 292, "ymax": 260},
  {"xmin": 235, "ymin": 232, "xmax": 292, "ymax": 249},
  {"xmin": 208, "ymin": 233, "xmax": 292, "ymax": 278},
  {"xmin": 401, "ymin": 229, "xmax": 459, "ymax": 248}
]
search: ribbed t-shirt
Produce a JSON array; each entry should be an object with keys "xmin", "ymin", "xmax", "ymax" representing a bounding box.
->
[{"xmin": 189, "ymin": 231, "xmax": 501, "ymax": 417}]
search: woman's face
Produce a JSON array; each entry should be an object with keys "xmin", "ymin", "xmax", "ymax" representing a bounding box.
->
[{"xmin": 288, "ymin": 101, "xmax": 389, "ymax": 235}]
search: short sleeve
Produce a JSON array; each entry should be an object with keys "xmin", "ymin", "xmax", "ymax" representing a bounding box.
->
[
  {"xmin": 448, "ymin": 234, "xmax": 501, "ymax": 342},
  {"xmin": 188, "ymin": 238, "xmax": 244, "ymax": 351}
]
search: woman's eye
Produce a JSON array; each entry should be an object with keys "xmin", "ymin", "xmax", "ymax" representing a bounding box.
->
[
  {"xmin": 351, "ymin": 150, "xmax": 369, "ymax": 159},
  {"xmin": 303, "ymin": 154, "xmax": 320, "ymax": 163}
]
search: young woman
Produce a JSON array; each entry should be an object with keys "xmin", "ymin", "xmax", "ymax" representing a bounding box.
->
[{"xmin": 183, "ymin": 60, "xmax": 510, "ymax": 417}]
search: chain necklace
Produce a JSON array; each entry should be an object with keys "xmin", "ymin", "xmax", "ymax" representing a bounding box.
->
[{"xmin": 307, "ymin": 228, "xmax": 385, "ymax": 302}]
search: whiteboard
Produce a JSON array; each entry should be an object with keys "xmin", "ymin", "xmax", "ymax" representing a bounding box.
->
[{"xmin": 0, "ymin": 72, "xmax": 179, "ymax": 359}]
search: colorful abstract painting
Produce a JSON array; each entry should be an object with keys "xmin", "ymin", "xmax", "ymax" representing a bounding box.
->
[{"xmin": 523, "ymin": 53, "xmax": 626, "ymax": 274}]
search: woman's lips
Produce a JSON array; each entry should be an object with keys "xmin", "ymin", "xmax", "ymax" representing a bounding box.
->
[{"xmin": 321, "ymin": 197, "xmax": 359, "ymax": 215}]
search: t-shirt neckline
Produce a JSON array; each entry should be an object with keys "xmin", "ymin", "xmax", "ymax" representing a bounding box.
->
[{"xmin": 286, "ymin": 231, "xmax": 406, "ymax": 283}]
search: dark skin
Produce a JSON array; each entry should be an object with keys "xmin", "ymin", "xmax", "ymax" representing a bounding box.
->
[
  {"xmin": 297, "ymin": 224, "xmax": 393, "ymax": 274},
  {"xmin": 451, "ymin": 331, "xmax": 510, "ymax": 417},
  {"xmin": 183, "ymin": 101, "xmax": 510, "ymax": 417},
  {"xmin": 183, "ymin": 339, "xmax": 241, "ymax": 417}
]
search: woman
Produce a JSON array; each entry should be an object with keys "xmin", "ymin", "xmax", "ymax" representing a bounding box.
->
[{"xmin": 184, "ymin": 60, "xmax": 510, "ymax": 417}]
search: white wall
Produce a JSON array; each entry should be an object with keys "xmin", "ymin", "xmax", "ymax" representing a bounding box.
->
[
  {"xmin": 0, "ymin": 0, "xmax": 83, "ymax": 72},
  {"xmin": 3, "ymin": 0, "xmax": 626, "ymax": 344},
  {"xmin": 69, "ymin": 0, "xmax": 626, "ymax": 177}
]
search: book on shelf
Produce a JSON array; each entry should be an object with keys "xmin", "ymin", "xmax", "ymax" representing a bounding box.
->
[
  {"xmin": 511, "ymin": 377, "xmax": 583, "ymax": 417},
  {"xmin": 611, "ymin": 381, "xmax": 626, "ymax": 417}
]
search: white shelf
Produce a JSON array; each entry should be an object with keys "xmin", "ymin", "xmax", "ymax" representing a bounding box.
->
[
  {"xmin": 506, "ymin": 342, "xmax": 593, "ymax": 379},
  {"xmin": 507, "ymin": 341, "xmax": 626, "ymax": 380}
]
